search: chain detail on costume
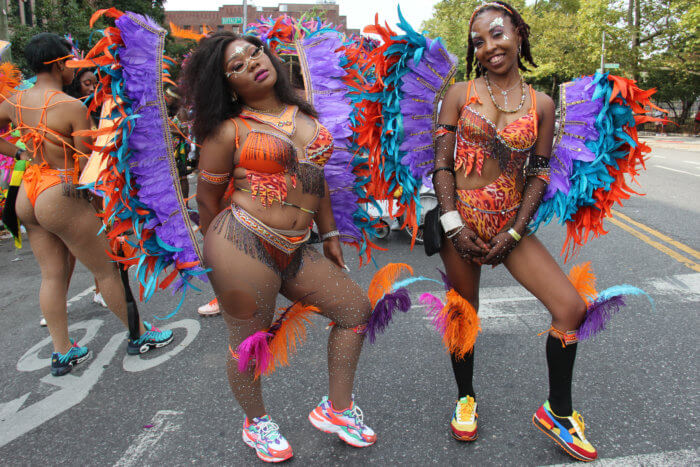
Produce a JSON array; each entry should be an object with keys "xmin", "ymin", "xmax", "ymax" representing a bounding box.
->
[
  {"xmin": 200, "ymin": 170, "xmax": 231, "ymax": 185},
  {"xmin": 525, "ymin": 154, "xmax": 551, "ymax": 184},
  {"xmin": 211, "ymin": 205, "xmax": 310, "ymax": 279},
  {"xmin": 538, "ymin": 325, "xmax": 579, "ymax": 347},
  {"xmin": 237, "ymin": 187, "xmax": 317, "ymax": 214},
  {"xmin": 296, "ymin": 163, "xmax": 326, "ymax": 197}
]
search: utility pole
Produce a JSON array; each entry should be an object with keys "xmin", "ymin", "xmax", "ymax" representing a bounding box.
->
[
  {"xmin": 600, "ymin": 30, "xmax": 605, "ymax": 73},
  {"xmin": 242, "ymin": 0, "xmax": 247, "ymax": 33}
]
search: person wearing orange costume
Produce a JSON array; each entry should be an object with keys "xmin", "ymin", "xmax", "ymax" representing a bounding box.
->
[
  {"xmin": 0, "ymin": 33, "xmax": 173, "ymax": 376},
  {"xmin": 432, "ymin": 2, "xmax": 597, "ymax": 462},
  {"xmin": 180, "ymin": 32, "xmax": 376, "ymax": 463}
]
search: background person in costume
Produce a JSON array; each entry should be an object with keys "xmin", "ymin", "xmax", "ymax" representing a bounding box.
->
[
  {"xmin": 0, "ymin": 33, "xmax": 174, "ymax": 377},
  {"xmin": 180, "ymin": 32, "xmax": 376, "ymax": 463},
  {"xmin": 432, "ymin": 2, "xmax": 596, "ymax": 461}
]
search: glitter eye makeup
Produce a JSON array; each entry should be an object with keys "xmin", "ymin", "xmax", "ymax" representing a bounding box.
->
[{"xmin": 489, "ymin": 17, "xmax": 504, "ymax": 29}]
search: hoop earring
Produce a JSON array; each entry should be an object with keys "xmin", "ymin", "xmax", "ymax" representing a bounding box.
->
[{"xmin": 518, "ymin": 44, "xmax": 522, "ymax": 56}]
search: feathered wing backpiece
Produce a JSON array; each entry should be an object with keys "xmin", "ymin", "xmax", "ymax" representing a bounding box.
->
[
  {"xmin": 354, "ymin": 8, "xmax": 457, "ymax": 248},
  {"xmin": 70, "ymin": 9, "xmax": 206, "ymax": 315},
  {"xmin": 0, "ymin": 62, "xmax": 24, "ymax": 247},
  {"xmin": 566, "ymin": 262, "xmax": 653, "ymax": 341},
  {"xmin": 531, "ymin": 72, "xmax": 666, "ymax": 260}
]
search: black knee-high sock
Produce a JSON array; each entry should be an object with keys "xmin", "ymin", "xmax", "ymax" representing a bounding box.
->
[
  {"xmin": 546, "ymin": 335, "xmax": 577, "ymax": 416},
  {"xmin": 451, "ymin": 348, "xmax": 475, "ymax": 399}
]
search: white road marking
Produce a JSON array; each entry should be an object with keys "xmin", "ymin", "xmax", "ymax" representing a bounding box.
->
[
  {"xmin": 544, "ymin": 448, "xmax": 699, "ymax": 466},
  {"xmin": 652, "ymin": 155, "xmax": 666, "ymax": 159},
  {"xmin": 411, "ymin": 272, "xmax": 700, "ymax": 320},
  {"xmin": 67, "ymin": 286, "xmax": 96, "ymax": 308},
  {"xmin": 654, "ymin": 165, "xmax": 700, "ymax": 177},
  {"xmin": 113, "ymin": 410, "xmax": 184, "ymax": 467},
  {"xmin": 122, "ymin": 319, "xmax": 200, "ymax": 372},
  {"xmin": 17, "ymin": 319, "xmax": 105, "ymax": 372},
  {"xmin": 0, "ymin": 330, "xmax": 123, "ymax": 448}
]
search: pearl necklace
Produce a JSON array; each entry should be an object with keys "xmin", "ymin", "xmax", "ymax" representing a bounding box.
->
[{"xmin": 484, "ymin": 72, "xmax": 526, "ymax": 113}]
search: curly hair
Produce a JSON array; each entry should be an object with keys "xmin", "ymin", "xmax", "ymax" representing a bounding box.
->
[
  {"xmin": 466, "ymin": 1, "xmax": 537, "ymax": 78},
  {"xmin": 65, "ymin": 68, "xmax": 95, "ymax": 99},
  {"xmin": 179, "ymin": 32, "xmax": 316, "ymax": 143}
]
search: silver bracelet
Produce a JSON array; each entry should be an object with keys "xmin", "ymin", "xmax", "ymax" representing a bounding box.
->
[
  {"xmin": 320, "ymin": 230, "xmax": 340, "ymax": 241},
  {"xmin": 446, "ymin": 225, "xmax": 465, "ymax": 239}
]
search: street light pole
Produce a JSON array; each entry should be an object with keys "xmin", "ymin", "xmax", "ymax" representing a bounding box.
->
[{"xmin": 242, "ymin": 0, "xmax": 247, "ymax": 33}]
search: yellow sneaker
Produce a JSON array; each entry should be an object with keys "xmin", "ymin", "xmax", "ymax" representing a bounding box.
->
[
  {"xmin": 450, "ymin": 396, "xmax": 478, "ymax": 441},
  {"xmin": 533, "ymin": 401, "xmax": 597, "ymax": 462}
]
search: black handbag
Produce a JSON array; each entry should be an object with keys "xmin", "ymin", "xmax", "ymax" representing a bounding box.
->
[{"xmin": 423, "ymin": 206, "xmax": 443, "ymax": 256}]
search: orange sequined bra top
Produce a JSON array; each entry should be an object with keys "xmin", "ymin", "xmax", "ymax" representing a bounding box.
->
[
  {"xmin": 213, "ymin": 105, "xmax": 333, "ymax": 211},
  {"xmin": 454, "ymin": 80, "xmax": 538, "ymax": 176}
]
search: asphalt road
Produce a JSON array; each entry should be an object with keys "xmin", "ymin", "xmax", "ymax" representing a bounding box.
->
[{"xmin": 1, "ymin": 138, "xmax": 698, "ymax": 466}]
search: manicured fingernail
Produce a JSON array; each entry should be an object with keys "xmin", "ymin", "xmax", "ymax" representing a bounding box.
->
[{"xmin": 343, "ymin": 265, "xmax": 350, "ymax": 271}]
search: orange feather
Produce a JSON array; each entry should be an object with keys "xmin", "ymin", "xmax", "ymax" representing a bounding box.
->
[
  {"xmin": 441, "ymin": 289, "xmax": 480, "ymax": 359},
  {"xmin": 567, "ymin": 262, "xmax": 598, "ymax": 306},
  {"xmin": 261, "ymin": 303, "xmax": 319, "ymax": 377},
  {"xmin": 169, "ymin": 22, "xmax": 206, "ymax": 41},
  {"xmin": 367, "ymin": 263, "xmax": 413, "ymax": 307},
  {"xmin": 0, "ymin": 63, "xmax": 21, "ymax": 102}
]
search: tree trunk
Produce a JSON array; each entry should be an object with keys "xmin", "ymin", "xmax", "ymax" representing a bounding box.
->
[{"xmin": 632, "ymin": 0, "xmax": 641, "ymax": 81}]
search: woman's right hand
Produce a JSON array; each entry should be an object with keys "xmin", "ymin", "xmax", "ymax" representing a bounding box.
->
[{"xmin": 450, "ymin": 227, "xmax": 490, "ymax": 262}]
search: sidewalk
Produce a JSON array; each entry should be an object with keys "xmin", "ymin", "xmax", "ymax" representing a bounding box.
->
[{"xmin": 640, "ymin": 134, "xmax": 700, "ymax": 152}]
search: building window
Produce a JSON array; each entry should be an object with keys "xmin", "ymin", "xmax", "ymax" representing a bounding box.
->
[
  {"xmin": 218, "ymin": 25, "xmax": 224, "ymax": 31},
  {"xmin": 233, "ymin": 27, "xmax": 240, "ymax": 33},
  {"xmin": 280, "ymin": 5, "xmax": 287, "ymax": 12},
  {"xmin": 199, "ymin": 25, "xmax": 203, "ymax": 33},
  {"xmin": 183, "ymin": 25, "xmax": 190, "ymax": 30}
]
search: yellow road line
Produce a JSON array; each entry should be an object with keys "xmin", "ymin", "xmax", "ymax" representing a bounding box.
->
[
  {"xmin": 611, "ymin": 210, "xmax": 700, "ymax": 260},
  {"xmin": 608, "ymin": 217, "xmax": 700, "ymax": 272}
]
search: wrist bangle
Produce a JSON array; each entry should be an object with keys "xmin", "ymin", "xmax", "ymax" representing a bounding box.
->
[
  {"xmin": 440, "ymin": 211, "xmax": 463, "ymax": 232},
  {"xmin": 507, "ymin": 228, "xmax": 522, "ymax": 242},
  {"xmin": 321, "ymin": 230, "xmax": 339, "ymax": 241},
  {"xmin": 446, "ymin": 225, "xmax": 465, "ymax": 239}
]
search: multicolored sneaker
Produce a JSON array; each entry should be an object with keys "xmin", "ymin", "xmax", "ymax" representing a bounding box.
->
[
  {"xmin": 451, "ymin": 395, "xmax": 478, "ymax": 441},
  {"xmin": 197, "ymin": 297, "xmax": 220, "ymax": 317},
  {"xmin": 51, "ymin": 339, "xmax": 90, "ymax": 376},
  {"xmin": 242, "ymin": 415, "xmax": 293, "ymax": 463},
  {"xmin": 308, "ymin": 396, "xmax": 376, "ymax": 447},
  {"xmin": 126, "ymin": 321, "xmax": 174, "ymax": 355},
  {"xmin": 532, "ymin": 401, "xmax": 597, "ymax": 462}
]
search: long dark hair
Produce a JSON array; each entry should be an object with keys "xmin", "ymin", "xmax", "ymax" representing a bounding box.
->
[
  {"xmin": 65, "ymin": 68, "xmax": 94, "ymax": 99},
  {"xmin": 466, "ymin": 1, "xmax": 536, "ymax": 78},
  {"xmin": 180, "ymin": 32, "xmax": 316, "ymax": 143}
]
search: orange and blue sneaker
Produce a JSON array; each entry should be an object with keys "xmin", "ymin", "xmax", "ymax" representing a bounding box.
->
[
  {"xmin": 308, "ymin": 396, "xmax": 377, "ymax": 447},
  {"xmin": 127, "ymin": 321, "xmax": 174, "ymax": 355},
  {"xmin": 242, "ymin": 415, "xmax": 293, "ymax": 463},
  {"xmin": 451, "ymin": 395, "xmax": 478, "ymax": 441},
  {"xmin": 51, "ymin": 339, "xmax": 90, "ymax": 376},
  {"xmin": 532, "ymin": 401, "xmax": 597, "ymax": 462}
]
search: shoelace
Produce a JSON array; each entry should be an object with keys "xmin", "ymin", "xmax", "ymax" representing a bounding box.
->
[
  {"xmin": 572, "ymin": 412, "xmax": 586, "ymax": 438},
  {"xmin": 458, "ymin": 398, "xmax": 475, "ymax": 421},
  {"xmin": 256, "ymin": 420, "xmax": 281, "ymax": 443},
  {"xmin": 344, "ymin": 405, "xmax": 366, "ymax": 429}
]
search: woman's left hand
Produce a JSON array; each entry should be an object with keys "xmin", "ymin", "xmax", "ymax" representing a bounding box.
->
[
  {"xmin": 323, "ymin": 236, "xmax": 347, "ymax": 270},
  {"xmin": 482, "ymin": 230, "xmax": 519, "ymax": 266}
]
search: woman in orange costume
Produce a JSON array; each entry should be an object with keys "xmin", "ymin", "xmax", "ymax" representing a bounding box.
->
[
  {"xmin": 432, "ymin": 2, "xmax": 596, "ymax": 462},
  {"xmin": 0, "ymin": 33, "xmax": 173, "ymax": 376},
  {"xmin": 180, "ymin": 32, "xmax": 376, "ymax": 463}
]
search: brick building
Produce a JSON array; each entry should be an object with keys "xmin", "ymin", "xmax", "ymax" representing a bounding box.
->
[{"xmin": 165, "ymin": 1, "xmax": 359, "ymax": 36}]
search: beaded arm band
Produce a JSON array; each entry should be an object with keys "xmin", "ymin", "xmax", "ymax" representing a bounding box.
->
[
  {"xmin": 321, "ymin": 230, "xmax": 340, "ymax": 241},
  {"xmin": 200, "ymin": 169, "xmax": 231, "ymax": 185},
  {"xmin": 525, "ymin": 155, "xmax": 551, "ymax": 184}
]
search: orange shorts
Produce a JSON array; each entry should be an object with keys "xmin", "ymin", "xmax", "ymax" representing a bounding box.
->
[{"xmin": 456, "ymin": 172, "xmax": 522, "ymax": 242}]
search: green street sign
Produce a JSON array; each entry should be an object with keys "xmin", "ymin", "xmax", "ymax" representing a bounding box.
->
[
  {"xmin": 604, "ymin": 63, "xmax": 620, "ymax": 69},
  {"xmin": 222, "ymin": 17, "xmax": 243, "ymax": 25}
]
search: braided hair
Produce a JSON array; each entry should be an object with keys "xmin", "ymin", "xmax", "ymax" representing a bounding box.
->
[{"xmin": 466, "ymin": 1, "xmax": 537, "ymax": 78}]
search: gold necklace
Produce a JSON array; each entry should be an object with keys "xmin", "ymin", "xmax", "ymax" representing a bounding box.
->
[{"xmin": 241, "ymin": 104, "xmax": 297, "ymax": 136}]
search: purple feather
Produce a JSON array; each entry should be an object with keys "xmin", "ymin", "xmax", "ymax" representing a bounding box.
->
[
  {"xmin": 365, "ymin": 288, "xmax": 411, "ymax": 343},
  {"xmin": 236, "ymin": 331, "xmax": 273, "ymax": 373},
  {"xmin": 419, "ymin": 293, "xmax": 447, "ymax": 336},
  {"xmin": 437, "ymin": 268, "xmax": 452, "ymax": 291},
  {"xmin": 576, "ymin": 295, "xmax": 626, "ymax": 341}
]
